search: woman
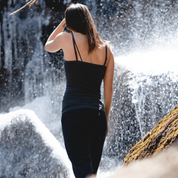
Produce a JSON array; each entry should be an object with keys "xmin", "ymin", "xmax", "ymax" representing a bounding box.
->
[{"xmin": 45, "ymin": 3, "xmax": 114, "ymax": 178}]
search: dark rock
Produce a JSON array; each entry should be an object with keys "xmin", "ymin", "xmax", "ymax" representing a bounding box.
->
[{"xmin": 0, "ymin": 109, "xmax": 73, "ymax": 178}]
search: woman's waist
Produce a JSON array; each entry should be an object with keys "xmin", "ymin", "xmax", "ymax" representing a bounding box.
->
[
  {"xmin": 63, "ymin": 94, "xmax": 101, "ymax": 102},
  {"xmin": 64, "ymin": 87, "xmax": 101, "ymax": 99},
  {"xmin": 62, "ymin": 96, "xmax": 104, "ymax": 114}
]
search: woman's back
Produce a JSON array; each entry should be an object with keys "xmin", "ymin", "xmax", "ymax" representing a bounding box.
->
[
  {"xmin": 62, "ymin": 31, "xmax": 108, "ymax": 66},
  {"xmin": 62, "ymin": 31, "xmax": 108, "ymax": 113}
]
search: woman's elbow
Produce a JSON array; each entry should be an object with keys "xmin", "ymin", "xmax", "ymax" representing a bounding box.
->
[
  {"xmin": 45, "ymin": 44, "xmax": 56, "ymax": 53},
  {"xmin": 45, "ymin": 43, "xmax": 51, "ymax": 52}
]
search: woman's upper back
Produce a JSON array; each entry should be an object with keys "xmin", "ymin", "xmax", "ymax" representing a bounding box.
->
[
  {"xmin": 62, "ymin": 31, "xmax": 108, "ymax": 66},
  {"xmin": 63, "ymin": 31, "xmax": 107, "ymax": 97}
]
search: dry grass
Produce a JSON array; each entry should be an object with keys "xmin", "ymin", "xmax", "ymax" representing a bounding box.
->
[{"xmin": 123, "ymin": 104, "xmax": 178, "ymax": 166}]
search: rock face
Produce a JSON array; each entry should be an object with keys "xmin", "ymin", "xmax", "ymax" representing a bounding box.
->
[
  {"xmin": 106, "ymin": 66, "xmax": 141, "ymax": 161},
  {"xmin": 123, "ymin": 104, "xmax": 178, "ymax": 166},
  {"xmin": 0, "ymin": 109, "xmax": 73, "ymax": 178},
  {"xmin": 106, "ymin": 66, "xmax": 178, "ymax": 162}
]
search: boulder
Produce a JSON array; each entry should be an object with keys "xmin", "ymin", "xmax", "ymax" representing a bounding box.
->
[
  {"xmin": 106, "ymin": 65, "xmax": 178, "ymax": 163},
  {"xmin": 123, "ymin": 104, "xmax": 178, "ymax": 166},
  {"xmin": 0, "ymin": 109, "xmax": 73, "ymax": 178}
]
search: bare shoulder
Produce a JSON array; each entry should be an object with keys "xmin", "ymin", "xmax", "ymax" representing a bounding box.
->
[
  {"xmin": 106, "ymin": 42, "xmax": 113, "ymax": 54},
  {"xmin": 105, "ymin": 43, "xmax": 114, "ymax": 66},
  {"xmin": 53, "ymin": 31, "xmax": 72, "ymax": 50},
  {"xmin": 56, "ymin": 31, "xmax": 71, "ymax": 41}
]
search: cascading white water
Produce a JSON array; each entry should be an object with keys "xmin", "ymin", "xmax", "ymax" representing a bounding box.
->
[
  {"xmin": 1, "ymin": 0, "xmax": 178, "ymax": 177},
  {"xmin": 116, "ymin": 48, "xmax": 178, "ymax": 137}
]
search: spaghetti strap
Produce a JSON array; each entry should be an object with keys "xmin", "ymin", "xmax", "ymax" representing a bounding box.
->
[
  {"xmin": 71, "ymin": 31, "xmax": 78, "ymax": 61},
  {"xmin": 70, "ymin": 31, "xmax": 83, "ymax": 61},
  {"xmin": 75, "ymin": 40, "xmax": 83, "ymax": 62},
  {"xmin": 103, "ymin": 45, "xmax": 107, "ymax": 66}
]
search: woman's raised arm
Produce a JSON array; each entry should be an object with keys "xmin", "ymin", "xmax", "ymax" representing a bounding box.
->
[{"xmin": 45, "ymin": 19, "xmax": 66, "ymax": 53}]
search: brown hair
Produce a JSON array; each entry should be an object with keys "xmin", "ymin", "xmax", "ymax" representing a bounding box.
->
[{"xmin": 65, "ymin": 3, "xmax": 105, "ymax": 53}]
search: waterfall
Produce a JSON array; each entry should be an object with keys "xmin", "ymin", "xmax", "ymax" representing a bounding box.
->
[{"xmin": 1, "ymin": 0, "xmax": 178, "ymax": 175}]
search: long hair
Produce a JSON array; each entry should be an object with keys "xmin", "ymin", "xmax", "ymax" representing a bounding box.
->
[{"xmin": 65, "ymin": 3, "xmax": 105, "ymax": 53}]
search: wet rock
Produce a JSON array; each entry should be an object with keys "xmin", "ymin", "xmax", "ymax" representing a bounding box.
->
[
  {"xmin": 123, "ymin": 104, "xmax": 178, "ymax": 166},
  {"xmin": 106, "ymin": 66, "xmax": 178, "ymax": 163},
  {"xmin": 0, "ymin": 109, "xmax": 72, "ymax": 178},
  {"xmin": 106, "ymin": 66, "xmax": 141, "ymax": 161}
]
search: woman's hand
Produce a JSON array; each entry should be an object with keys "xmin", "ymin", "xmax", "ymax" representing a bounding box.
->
[
  {"xmin": 46, "ymin": 19, "xmax": 66, "ymax": 42},
  {"xmin": 45, "ymin": 19, "xmax": 66, "ymax": 53}
]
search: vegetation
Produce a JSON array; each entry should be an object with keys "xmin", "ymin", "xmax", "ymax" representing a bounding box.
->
[{"xmin": 123, "ymin": 104, "xmax": 178, "ymax": 166}]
